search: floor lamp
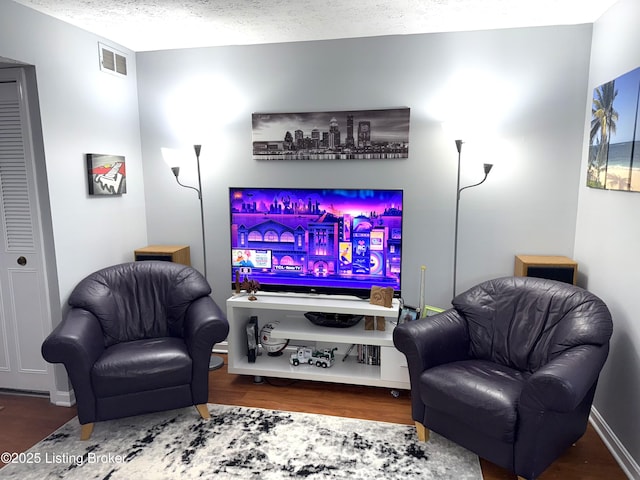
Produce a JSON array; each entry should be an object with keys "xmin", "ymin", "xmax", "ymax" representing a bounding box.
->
[
  {"xmin": 453, "ymin": 139, "xmax": 493, "ymax": 298},
  {"xmin": 170, "ymin": 144, "xmax": 224, "ymax": 371}
]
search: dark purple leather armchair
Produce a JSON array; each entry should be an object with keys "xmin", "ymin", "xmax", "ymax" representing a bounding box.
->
[
  {"xmin": 393, "ymin": 277, "xmax": 612, "ymax": 480},
  {"xmin": 42, "ymin": 261, "xmax": 229, "ymax": 440}
]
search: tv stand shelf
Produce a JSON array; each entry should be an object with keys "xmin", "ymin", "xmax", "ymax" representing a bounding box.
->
[{"xmin": 226, "ymin": 292, "xmax": 409, "ymax": 390}]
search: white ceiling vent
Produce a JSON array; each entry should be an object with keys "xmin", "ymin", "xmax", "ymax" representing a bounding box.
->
[{"xmin": 98, "ymin": 42, "xmax": 127, "ymax": 77}]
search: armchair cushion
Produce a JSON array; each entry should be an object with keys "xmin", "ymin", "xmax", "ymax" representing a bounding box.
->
[
  {"xmin": 421, "ymin": 359, "xmax": 529, "ymax": 443},
  {"xmin": 92, "ymin": 337, "xmax": 192, "ymax": 397}
]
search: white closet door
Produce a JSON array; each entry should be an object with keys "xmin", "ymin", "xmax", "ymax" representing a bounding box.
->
[{"xmin": 0, "ymin": 72, "xmax": 50, "ymax": 392}]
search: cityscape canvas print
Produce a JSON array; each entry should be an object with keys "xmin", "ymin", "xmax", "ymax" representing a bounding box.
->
[
  {"xmin": 252, "ymin": 108, "xmax": 410, "ymax": 160},
  {"xmin": 86, "ymin": 153, "xmax": 127, "ymax": 195},
  {"xmin": 588, "ymin": 66, "xmax": 640, "ymax": 192}
]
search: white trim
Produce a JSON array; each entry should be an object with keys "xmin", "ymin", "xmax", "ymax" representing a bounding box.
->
[
  {"xmin": 212, "ymin": 341, "xmax": 228, "ymax": 354},
  {"xmin": 0, "ymin": 67, "xmax": 58, "ymax": 393},
  {"xmin": 48, "ymin": 388, "xmax": 75, "ymax": 407},
  {"xmin": 590, "ymin": 407, "xmax": 640, "ymax": 479}
]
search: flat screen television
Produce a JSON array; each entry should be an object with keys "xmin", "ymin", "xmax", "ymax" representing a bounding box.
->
[{"xmin": 229, "ymin": 187, "xmax": 403, "ymax": 298}]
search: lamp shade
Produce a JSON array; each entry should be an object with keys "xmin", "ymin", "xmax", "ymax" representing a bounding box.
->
[{"xmin": 161, "ymin": 147, "xmax": 182, "ymax": 169}]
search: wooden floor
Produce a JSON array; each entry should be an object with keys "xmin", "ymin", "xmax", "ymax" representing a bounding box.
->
[{"xmin": 0, "ymin": 355, "xmax": 627, "ymax": 479}]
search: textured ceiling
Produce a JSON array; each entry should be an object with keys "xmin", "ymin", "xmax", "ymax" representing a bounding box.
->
[{"xmin": 13, "ymin": 0, "xmax": 619, "ymax": 52}]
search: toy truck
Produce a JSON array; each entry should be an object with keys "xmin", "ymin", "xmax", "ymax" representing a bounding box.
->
[{"xmin": 290, "ymin": 346, "xmax": 337, "ymax": 368}]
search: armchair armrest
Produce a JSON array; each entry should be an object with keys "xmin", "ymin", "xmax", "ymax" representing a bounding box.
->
[
  {"xmin": 520, "ymin": 343, "xmax": 610, "ymax": 412},
  {"xmin": 42, "ymin": 308, "xmax": 105, "ymax": 368},
  {"xmin": 41, "ymin": 308, "xmax": 105, "ymax": 424},
  {"xmin": 183, "ymin": 295, "xmax": 229, "ymax": 403},
  {"xmin": 393, "ymin": 308, "xmax": 470, "ymax": 371},
  {"xmin": 183, "ymin": 296, "xmax": 229, "ymax": 356},
  {"xmin": 393, "ymin": 309, "xmax": 470, "ymax": 424}
]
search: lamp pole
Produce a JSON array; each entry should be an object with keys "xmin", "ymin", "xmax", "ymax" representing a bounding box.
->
[
  {"xmin": 453, "ymin": 140, "xmax": 463, "ymax": 299},
  {"xmin": 170, "ymin": 145, "xmax": 223, "ymax": 370},
  {"xmin": 171, "ymin": 145, "xmax": 206, "ymax": 279},
  {"xmin": 194, "ymin": 145, "xmax": 207, "ymax": 280},
  {"xmin": 452, "ymin": 139, "xmax": 493, "ymax": 299}
]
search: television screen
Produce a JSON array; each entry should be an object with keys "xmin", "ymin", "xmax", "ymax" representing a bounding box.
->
[{"xmin": 229, "ymin": 187, "xmax": 403, "ymax": 297}]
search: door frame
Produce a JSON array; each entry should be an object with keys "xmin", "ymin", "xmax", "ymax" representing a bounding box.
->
[{"xmin": 0, "ymin": 65, "xmax": 67, "ymax": 405}]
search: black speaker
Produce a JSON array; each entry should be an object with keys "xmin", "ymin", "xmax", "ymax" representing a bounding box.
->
[
  {"xmin": 133, "ymin": 245, "xmax": 190, "ymax": 266},
  {"xmin": 525, "ymin": 266, "xmax": 575, "ymax": 285},
  {"xmin": 514, "ymin": 255, "xmax": 577, "ymax": 285},
  {"xmin": 135, "ymin": 254, "xmax": 172, "ymax": 262}
]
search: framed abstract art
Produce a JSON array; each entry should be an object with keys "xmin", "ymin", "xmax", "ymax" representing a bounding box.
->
[{"xmin": 86, "ymin": 153, "xmax": 126, "ymax": 195}]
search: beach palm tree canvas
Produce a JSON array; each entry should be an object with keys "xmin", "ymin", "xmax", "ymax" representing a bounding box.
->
[{"xmin": 588, "ymin": 66, "xmax": 640, "ymax": 192}]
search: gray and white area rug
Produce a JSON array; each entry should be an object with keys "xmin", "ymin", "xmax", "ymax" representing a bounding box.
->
[{"xmin": 0, "ymin": 404, "xmax": 482, "ymax": 479}]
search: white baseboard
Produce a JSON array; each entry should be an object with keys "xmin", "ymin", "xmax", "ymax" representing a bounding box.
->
[
  {"xmin": 213, "ymin": 341, "xmax": 228, "ymax": 354},
  {"xmin": 590, "ymin": 407, "xmax": 639, "ymax": 479},
  {"xmin": 48, "ymin": 388, "xmax": 75, "ymax": 407}
]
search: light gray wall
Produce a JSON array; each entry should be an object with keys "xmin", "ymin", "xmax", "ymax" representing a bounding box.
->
[
  {"xmin": 3, "ymin": 0, "xmax": 635, "ymax": 469},
  {"xmin": 0, "ymin": 1, "xmax": 148, "ymax": 392},
  {"xmin": 137, "ymin": 25, "xmax": 592, "ymax": 313},
  {"xmin": 0, "ymin": 1, "xmax": 148, "ymax": 302},
  {"xmin": 575, "ymin": 0, "xmax": 640, "ymax": 474}
]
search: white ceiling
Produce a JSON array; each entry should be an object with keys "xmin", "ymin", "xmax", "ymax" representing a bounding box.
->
[{"xmin": 13, "ymin": 0, "xmax": 619, "ymax": 52}]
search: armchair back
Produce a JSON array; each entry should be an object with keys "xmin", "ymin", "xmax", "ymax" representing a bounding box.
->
[
  {"xmin": 452, "ymin": 277, "xmax": 613, "ymax": 372},
  {"xmin": 68, "ymin": 261, "xmax": 211, "ymax": 346}
]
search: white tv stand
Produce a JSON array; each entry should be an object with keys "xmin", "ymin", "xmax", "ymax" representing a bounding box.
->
[{"xmin": 226, "ymin": 291, "xmax": 409, "ymax": 390}]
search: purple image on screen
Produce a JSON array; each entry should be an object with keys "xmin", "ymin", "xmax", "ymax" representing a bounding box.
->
[{"xmin": 229, "ymin": 188, "xmax": 403, "ymax": 297}]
